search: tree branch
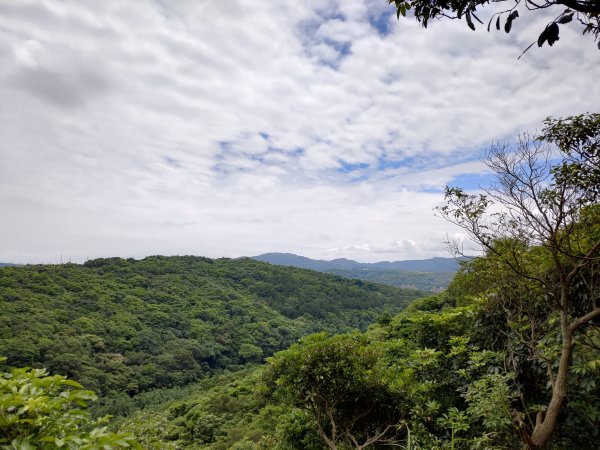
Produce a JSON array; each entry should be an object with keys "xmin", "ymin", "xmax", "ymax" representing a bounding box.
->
[
  {"xmin": 556, "ymin": 0, "xmax": 600, "ymax": 14},
  {"xmin": 569, "ymin": 306, "xmax": 600, "ymax": 333}
]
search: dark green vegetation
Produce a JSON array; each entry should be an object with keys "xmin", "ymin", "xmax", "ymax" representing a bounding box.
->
[
  {"xmin": 120, "ymin": 259, "xmax": 599, "ymax": 449},
  {"xmin": 253, "ymin": 253, "xmax": 460, "ymax": 291},
  {"xmin": 119, "ymin": 265, "xmax": 599, "ymax": 449},
  {"xmin": 436, "ymin": 113, "xmax": 600, "ymax": 448},
  {"xmin": 0, "ymin": 256, "xmax": 422, "ymax": 417},
  {"xmin": 119, "ymin": 368, "xmax": 273, "ymax": 450},
  {"xmin": 387, "ymin": 0, "xmax": 600, "ymax": 52}
]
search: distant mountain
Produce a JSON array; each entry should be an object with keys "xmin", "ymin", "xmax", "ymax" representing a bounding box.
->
[
  {"xmin": 251, "ymin": 253, "xmax": 364, "ymax": 271},
  {"xmin": 252, "ymin": 253, "xmax": 464, "ymax": 291},
  {"xmin": 0, "ymin": 263, "xmax": 21, "ymax": 267},
  {"xmin": 253, "ymin": 253, "xmax": 462, "ymax": 273}
]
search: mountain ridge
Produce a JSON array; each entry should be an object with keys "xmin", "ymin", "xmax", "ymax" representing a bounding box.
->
[{"xmin": 252, "ymin": 252, "xmax": 462, "ymax": 273}]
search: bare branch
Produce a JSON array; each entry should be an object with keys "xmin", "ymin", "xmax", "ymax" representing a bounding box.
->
[{"xmin": 569, "ymin": 306, "xmax": 600, "ymax": 333}]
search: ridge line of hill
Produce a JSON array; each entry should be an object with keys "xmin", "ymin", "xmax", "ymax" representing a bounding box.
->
[{"xmin": 251, "ymin": 252, "xmax": 463, "ymax": 273}]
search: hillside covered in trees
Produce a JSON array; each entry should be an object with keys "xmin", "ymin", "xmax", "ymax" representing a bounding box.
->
[
  {"xmin": 0, "ymin": 256, "xmax": 423, "ymax": 416},
  {"xmin": 114, "ymin": 224, "xmax": 600, "ymax": 449},
  {"xmin": 118, "ymin": 255, "xmax": 600, "ymax": 449}
]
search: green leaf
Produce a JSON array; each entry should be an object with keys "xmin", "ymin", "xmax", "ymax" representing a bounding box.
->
[
  {"xmin": 466, "ymin": 11, "xmax": 476, "ymax": 31},
  {"xmin": 558, "ymin": 12, "xmax": 573, "ymax": 24}
]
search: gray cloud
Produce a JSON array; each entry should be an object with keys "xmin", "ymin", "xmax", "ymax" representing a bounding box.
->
[{"xmin": 10, "ymin": 65, "xmax": 110, "ymax": 108}]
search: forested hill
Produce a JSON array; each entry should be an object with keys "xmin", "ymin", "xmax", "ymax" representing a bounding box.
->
[{"xmin": 0, "ymin": 256, "xmax": 423, "ymax": 404}]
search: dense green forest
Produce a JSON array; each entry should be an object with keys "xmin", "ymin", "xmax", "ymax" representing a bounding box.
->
[
  {"xmin": 0, "ymin": 256, "xmax": 422, "ymax": 416},
  {"xmin": 118, "ymin": 258, "xmax": 600, "ymax": 449}
]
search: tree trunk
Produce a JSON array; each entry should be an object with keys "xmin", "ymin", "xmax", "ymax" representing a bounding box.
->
[
  {"xmin": 523, "ymin": 314, "xmax": 573, "ymax": 449},
  {"xmin": 315, "ymin": 408, "xmax": 338, "ymax": 450}
]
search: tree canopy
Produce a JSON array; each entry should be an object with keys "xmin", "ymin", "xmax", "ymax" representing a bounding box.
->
[
  {"xmin": 437, "ymin": 112, "xmax": 600, "ymax": 448},
  {"xmin": 264, "ymin": 333, "xmax": 408, "ymax": 450},
  {"xmin": 0, "ymin": 359, "xmax": 140, "ymax": 449},
  {"xmin": 388, "ymin": 0, "xmax": 600, "ymax": 53}
]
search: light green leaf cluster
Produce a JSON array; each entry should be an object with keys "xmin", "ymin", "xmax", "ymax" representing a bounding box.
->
[{"xmin": 0, "ymin": 360, "xmax": 140, "ymax": 450}]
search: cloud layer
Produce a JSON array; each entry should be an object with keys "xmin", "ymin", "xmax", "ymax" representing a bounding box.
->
[{"xmin": 1, "ymin": 0, "xmax": 598, "ymax": 263}]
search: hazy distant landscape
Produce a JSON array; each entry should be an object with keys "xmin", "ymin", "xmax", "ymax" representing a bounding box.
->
[
  {"xmin": 253, "ymin": 253, "xmax": 459, "ymax": 291},
  {"xmin": 252, "ymin": 252, "xmax": 462, "ymax": 272}
]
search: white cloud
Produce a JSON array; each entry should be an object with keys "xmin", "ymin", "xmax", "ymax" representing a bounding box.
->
[{"xmin": 0, "ymin": 0, "xmax": 598, "ymax": 264}]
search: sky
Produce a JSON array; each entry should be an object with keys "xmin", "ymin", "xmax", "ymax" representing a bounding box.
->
[{"xmin": 0, "ymin": 0, "xmax": 599, "ymax": 264}]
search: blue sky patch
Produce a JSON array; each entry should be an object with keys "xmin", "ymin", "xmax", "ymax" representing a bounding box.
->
[
  {"xmin": 450, "ymin": 172, "xmax": 494, "ymax": 191},
  {"xmin": 349, "ymin": 174, "xmax": 369, "ymax": 183},
  {"xmin": 368, "ymin": 8, "xmax": 394, "ymax": 37},
  {"xmin": 324, "ymin": 38, "xmax": 351, "ymax": 57},
  {"xmin": 338, "ymin": 161, "xmax": 369, "ymax": 173},
  {"xmin": 419, "ymin": 186, "xmax": 446, "ymax": 193},
  {"xmin": 377, "ymin": 155, "xmax": 431, "ymax": 171},
  {"xmin": 290, "ymin": 148, "xmax": 305, "ymax": 157}
]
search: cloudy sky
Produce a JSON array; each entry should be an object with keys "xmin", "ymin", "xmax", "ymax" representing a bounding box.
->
[{"xmin": 0, "ymin": 0, "xmax": 598, "ymax": 264}]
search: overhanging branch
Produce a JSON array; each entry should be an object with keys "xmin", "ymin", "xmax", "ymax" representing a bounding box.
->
[{"xmin": 556, "ymin": 0, "xmax": 600, "ymax": 14}]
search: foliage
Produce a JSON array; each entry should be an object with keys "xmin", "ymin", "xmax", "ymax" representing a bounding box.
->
[
  {"xmin": 126, "ymin": 254, "xmax": 596, "ymax": 449},
  {"xmin": 0, "ymin": 359, "xmax": 139, "ymax": 449},
  {"xmin": 542, "ymin": 113, "xmax": 600, "ymax": 204},
  {"xmin": 387, "ymin": 0, "xmax": 600, "ymax": 53},
  {"xmin": 254, "ymin": 292, "xmax": 523, "ymax": 449},
  {"xmin": 436, "ymin": 113, "xmax": 600, "ymax": 448},
  {"xmin": 265, "ymin": 333, "xmax": 408, "ymax": 449},
  {"xmin": 120, "ymin": 367, "xmax": 308, "ymax": 450},
  {"xmin": 122, "ymin": 256, "xmax": 598, "ymax": 449},
  {"xmin": 0, "ymin": 256, "xmax": 422, "ymax": 416}
]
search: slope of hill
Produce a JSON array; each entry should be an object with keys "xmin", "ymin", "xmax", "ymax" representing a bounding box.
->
[
  {"xmin": 0, "ymin": 256, "xmax": 423, "ymax": 410},
  {"xmin": 252, "ymin": 253, "xmax": 461, "ymax": 291}
]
